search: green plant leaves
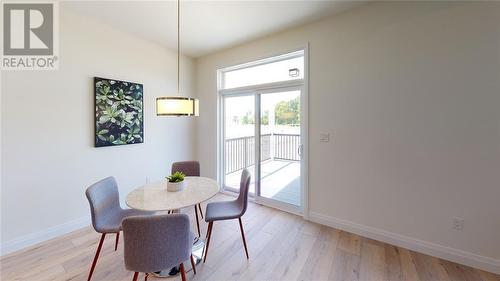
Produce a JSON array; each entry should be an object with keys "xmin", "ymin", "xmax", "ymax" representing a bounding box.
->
[
  {"xmin": 167, "ymin": 171, "xmax": 185, "ymax": 183},
  {"xmin": 95, "ymin": 77, "xmax": 144, "ymax": 147}
]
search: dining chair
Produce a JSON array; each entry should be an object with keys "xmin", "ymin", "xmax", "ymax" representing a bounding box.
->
[
  {"xmin": 85, "ymin": 177, "xmax": 155, "ymax": 281},
  {"xmin": 203, "ymin": 169, "xmax": 251, "ymax": 263},
  {"xmin": 122, "ymin": 213, "xmax": 196, "ymax": 281},
  {"xmin": 171, "ymin": 161, "xmax": 203, "ymax": 237}
]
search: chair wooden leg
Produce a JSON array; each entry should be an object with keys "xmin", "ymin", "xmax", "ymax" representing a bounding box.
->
[
  {"xmin": 87, "ymin": 233, "xmax": 106, "ymax": 281},
  {"xmin": 132, "ymin": 272, "xmax": 139, "ymax": 281},
  {"xmin": 203, "ymin": 222, "xmax": 213, "ymax": 263},
  {"xmin": 198, "ymin": 204, "xmax": 204, "ymax": 219},
  {"xmin": 194, "ymin": 206, "xmax": 201, "ymax": 237},
  {"xmin": 190, "ymin": 255, "xmax": 197, "ymax": 275},
  {"xmin": 205, "ymin": 220, "xmax": 211, "ymax": 239},
  {"xmin": 238, "ymin": 218, "xmax": 249, "ymax": 259},
  {"xmin": 114, "ymin": 232, "xmax": 120, "ymax": 251},
  {"xmin": 180, "ymin": 263, "xmax": 187, "ymax": 281}
]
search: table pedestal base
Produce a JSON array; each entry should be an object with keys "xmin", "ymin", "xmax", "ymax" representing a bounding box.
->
[{"xmin": 152, "ymin": 237, "xmax": 205, "ymax": 278}]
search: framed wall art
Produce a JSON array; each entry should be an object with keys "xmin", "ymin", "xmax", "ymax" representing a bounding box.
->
[{"xmin": 94, "ymin": 77, "xmax": 143, "ymax": 147}]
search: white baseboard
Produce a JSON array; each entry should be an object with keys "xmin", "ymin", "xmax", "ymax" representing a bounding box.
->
[
  {"xmin": 0, "ymin": 216, "xmax": 90, "ymax": 256},
  {"xmin": 309, "ymin": 211, "xmax": 500, "ymax": 275}
]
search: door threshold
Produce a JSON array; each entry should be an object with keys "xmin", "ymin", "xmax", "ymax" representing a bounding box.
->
[
  {"xmin": 255, "ymin": 197, "xmax": 303, "ymax": 217},
  {"xmin": 219, "ymin": 190, "xmax": 303, "ymax": 217}
]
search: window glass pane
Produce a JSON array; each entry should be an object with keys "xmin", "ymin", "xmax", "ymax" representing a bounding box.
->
[
  {"xmin": 223, "ymin": 95, "xmax": 255, "ymax": 194},
  {"xmin": 222, "ymin": 52, "xmax": 304, "ymax": 89},
  {"xmin": 260, "ymin": 90, "xmax": 301, "ymax": 206}
]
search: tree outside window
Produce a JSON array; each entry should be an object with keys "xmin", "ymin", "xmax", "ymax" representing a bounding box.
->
[{"xmin": 275, "ymin": 96, "xmax": 300, "ymax": 126}]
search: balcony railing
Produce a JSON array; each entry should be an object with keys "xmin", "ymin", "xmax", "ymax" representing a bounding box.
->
[
  {"xmin": 273, "ymin": 133, "xmax": 301, "ymax": 161},
  {"xmin": 225, "ymin": 133, "xmax": 300, "ymax": 174}
]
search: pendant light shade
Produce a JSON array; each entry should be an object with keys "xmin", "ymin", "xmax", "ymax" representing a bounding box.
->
[
  {"xmin": 156, "ymin": 0, "xmax": 199, "ymax": 117},
  {"xmin": 156, "ymin": 97, "xmax": 199, "ymax": 116}
]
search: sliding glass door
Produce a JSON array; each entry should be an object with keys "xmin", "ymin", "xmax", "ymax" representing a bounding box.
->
[
  {"xmin": 221, "ymin": 87, "xmax": 303, "ymax": 212},
  {"xmin": 219, "ymin": 49, "xmax": 306, "ymax": 214},
  {"xmin": 258, "ymin": 89, "xmax": 301, "ymax": 207}
]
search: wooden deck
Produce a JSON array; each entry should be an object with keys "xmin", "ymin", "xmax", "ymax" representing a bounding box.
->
[{"xmin": 225, "ymin": 160, "xmax": 301, "ymax": 206}]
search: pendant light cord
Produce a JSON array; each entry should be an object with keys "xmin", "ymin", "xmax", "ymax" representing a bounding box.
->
[{"xmin": 177, "ymin": 0, "xmax": 180, "ymax": 95}]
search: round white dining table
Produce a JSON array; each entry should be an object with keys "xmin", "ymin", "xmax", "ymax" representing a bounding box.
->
[
  {"xmin": 126, "ymin": 176, "xmax": 219, "ymax": 211},
  {"xmin": 125, "ymin": 176, "xmax": 219, "ymax": 278}
]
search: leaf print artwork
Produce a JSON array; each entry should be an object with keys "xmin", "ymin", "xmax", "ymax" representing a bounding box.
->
[{"xmin": 94, "ymin": 77, "xmax": 144, "ymax": 147}]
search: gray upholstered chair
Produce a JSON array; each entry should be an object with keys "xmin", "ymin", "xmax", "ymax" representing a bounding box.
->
[
  {"xmin": 203, "ymin": 169, "xmax": 251, "ymax": 263},
  {"xmin": 171, "ymin": 161, "xmax": 203, "ymax": 237},
  {"xmin": 85, "ymin": 177, "xmax": 155, "ymax": 281},
  {"xmin": 122, "ymin": 214, "xmax": 196, "ymax": 281}
]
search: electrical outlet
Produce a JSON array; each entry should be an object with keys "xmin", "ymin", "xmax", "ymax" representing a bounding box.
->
[
  {"xmin": 320, "ymin": 133, "xmax": 330, "ymax": 143},
  {"xmin": 452, "ymin": 217, "xmax": 464, "ymax": 231}
]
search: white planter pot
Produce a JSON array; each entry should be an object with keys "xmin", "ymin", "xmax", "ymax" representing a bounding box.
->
[{"xmin": 167, "ymin": 180, "xmax": 185, "ymax": 192}]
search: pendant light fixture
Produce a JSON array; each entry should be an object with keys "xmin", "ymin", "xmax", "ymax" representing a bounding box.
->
[{"xmin": 156, "ymin": 0, "xmax": 199, "ymax": 116}]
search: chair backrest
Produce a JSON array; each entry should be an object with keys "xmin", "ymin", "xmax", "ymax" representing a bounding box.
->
[
  {"xmin": 237, "ymin": 169, "xmax": 251, "ymax": 216},
  {"xmin": 171, "ymin": 161, "xmax": 200, "ymax": 177},
  {"xmin": 85, "ymin": 177, "xmax": 122, "ymax": 233},
  {"xmin": 122, "ymin": 214, "xmax": 193, "ymax": 273}
]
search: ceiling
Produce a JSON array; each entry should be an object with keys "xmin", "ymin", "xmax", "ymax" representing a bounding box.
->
[{"xmin": 63, "ymin": 1, "xmax": 366, "ymax": 58}]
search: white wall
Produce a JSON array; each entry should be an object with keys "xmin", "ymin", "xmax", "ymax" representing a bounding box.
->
[
  {"xmin": 1, "ymin": 6, "xmax": 196, "ymax": 252},
  {"xmin": 195, "ymin": 1, "xmax": 500, "ymax": 273}
]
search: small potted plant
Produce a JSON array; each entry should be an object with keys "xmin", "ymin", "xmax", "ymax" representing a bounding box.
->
[{"xmin": 166, "ymin": 171, "xmax": 186, "ymax": 192}]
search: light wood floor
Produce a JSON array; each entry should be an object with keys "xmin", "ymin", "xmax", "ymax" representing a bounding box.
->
[{"xmin": 1, "ymin": 194, "xmax": 498, "ymax": 281}]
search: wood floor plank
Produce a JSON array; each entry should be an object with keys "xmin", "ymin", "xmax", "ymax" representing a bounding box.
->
[
  {"xmin": 359, "ymin": 237, "xmax": 388, "ymax": 281},
  {"xmin": 266, "ymin": 231, "xmax": 318, "ymax": 281},
  {"xmin": 206, "ymin": 224, "xmax": 274, "ymax": 281},
  {"xmin": 398, "ymin": 248, "xmax": 421, "ymax": 281},
  {"xmin": 1, "ymin": 194, "xmax": 498, "ymax": 281},
  {"xmin": 385, "ymin": 244, "xmax": 403, "ymax": 281},
  {"xmin": 440, "ymin": 259, "xmax": 485, "ymax": 281},
  {"xmin": 337, "ymin": 231, "xmax": 361, "ymax": 256},
  {"xmin": 297, "ymin": 226, "xmax": 340, "ymax": 281},
  {"xmin": 201, "ymin": 207, "xmax": 277, "ymax": 273},
  {"xmin": 479, "ymin": 270, "xmax": 500, "ymax": 281},
  {"xmin": 328, "ymin": 249, "xmax": 361, "ymax": 281},
  {"xmin": 237, "ymin": 215, "xmax": 304, "ymax": 280},
  {"xmin": 13, "ymin": 264, "xmax": 66, "ymax": 281},
  {"xmin": 411, "ymin": 252, "xmax": 450, "ymax": 281}
]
